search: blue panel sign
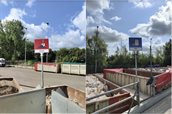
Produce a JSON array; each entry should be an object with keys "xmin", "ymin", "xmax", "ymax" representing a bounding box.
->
[{"xmin": 129, "ymin": 37, "xmax": 142, "ymax": 51}]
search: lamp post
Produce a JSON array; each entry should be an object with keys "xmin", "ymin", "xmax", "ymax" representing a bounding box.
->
[
  {"xmin": 95, "ymin": 26, "xmax": 99, "ymax": 73},
  {"xmin": 150, "ymin": 38, "xmax": 152, "ymax": 77},
  {"xmin": 46, "ymin": 22, "xmax": 49, "ymax": 63},
  {"xmin": 25, "ymin": 38, "xmax": 28, "ymax": 65}
]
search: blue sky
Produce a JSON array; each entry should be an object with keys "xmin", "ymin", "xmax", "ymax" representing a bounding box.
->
[
  {"xmin": 87, "ymin": 0, "xmax": 171, "ymax": 56},
  {"xmin": 0, "ymin": 0, "xmax": 86, "ymax": 50}
]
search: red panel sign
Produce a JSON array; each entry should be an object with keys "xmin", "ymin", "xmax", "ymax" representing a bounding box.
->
[{"xmin": 34, "ymin": 39, "xmax": 49, "ymax": 53}]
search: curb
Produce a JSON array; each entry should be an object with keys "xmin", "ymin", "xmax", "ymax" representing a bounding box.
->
[{"xmin": 10, "ymin": 65, "xmax": 34, "ymax": 69}]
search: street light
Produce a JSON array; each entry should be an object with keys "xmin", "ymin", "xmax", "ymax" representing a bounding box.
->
[
  {"xmin": 45, "ymin": 22, "xmax": 49, "ymax": 63},
  {"xmin": 95, "ymin": 26, "xmax": 99, "ymax": 73},
  {"xmin": 25, "ymin": 38, "xmax": 28, "ymax": 65},
  {"xmin": 24, "ymin": 27, "xmax": 28, "ymax": 65}
]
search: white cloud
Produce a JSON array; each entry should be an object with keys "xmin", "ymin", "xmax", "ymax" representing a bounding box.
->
[
  {"xmin": 130, "ymin": 1, "xmax": 172, "ymax": 37},
  {"xmin": 0, "ymin": 0, "xmax": 14, "ymax": 6},
  {"xmin": 49, "ymin": 30, "xmax": 85, "ymax": 50},
  {"xmin": 87, "ymin": 26, "xmax": 128, "ymax": 43},
  {"xmin": 87, "ymin": 0, "xmax": 111, "ymax": 25},
  {"xmin": 2, "ymin": 8, "xmax": 49, "ymax": 41},
  {"xmin": 26, "ymin": 0, "xmax": 36, "ymax": 7},
  {"xmin": 24, "ymin": 22, "xmax": 49, "ymax": 40},
  {"xmin": 87, "ymin": 16, "xmax": 95, "ymax": 26},
  {"xmin": 110, "ymin": 16, "xmax": 121, "ymax": 21},
  {"xmin": 87, "ymin": 0, "xmax": 111, "ymax": 14},
  {"xmin": 0, "ymin": 0, "xmax": 8, "ymax": 5},
  {"xmin": 128, "ymin": 0, "xmax": 152, "ymax": 8},
  {"xmin": 141, "ymin": 37, "xmax": 164, "ymax": 54},
  {"xmin": 72, "ymin": 3, "xmax": 86, "ymax": 35},
  {"xmin": 49, "ymin": 3, "xmax": 86, "ymax": 49},
  {"xmin": 3, "ymin": 8, "xmax": 26, "ymax": 21}
]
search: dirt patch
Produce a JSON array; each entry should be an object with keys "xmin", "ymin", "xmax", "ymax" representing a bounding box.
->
[{"xmin": 0, "ymin": 85, "xmax": 19, "ymax": 96}]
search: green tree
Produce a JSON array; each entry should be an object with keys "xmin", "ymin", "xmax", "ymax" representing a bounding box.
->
[
  {"xmin": 154, "ymin": 47, "xmax": 164, "ymax": 66},
  {"xmin": 86, "ymin": 31, "xmax": 108, "ymax": 73},
  {"xmin": 56, "ymin": 48, "xmax": 85, "ymax": 63},
  {"xmin": 163, "ymin": 39, "xmax": 171, "ymax": 66},
  {"xmin": 0, "ymin": 20, "xmax": 25, "ymax": 61}
]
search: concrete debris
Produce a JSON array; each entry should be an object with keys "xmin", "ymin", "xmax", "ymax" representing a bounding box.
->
[
  {"xmin": 136, "ymin": 67, "xmax": 171, "ymax": 73},
  {"xmin": 86, "ymin": 75, "xmax": 108, "ymax": 101},
  {"xmin": 0, "ymin": 85, "xmax": 18, "ymax": 96}
]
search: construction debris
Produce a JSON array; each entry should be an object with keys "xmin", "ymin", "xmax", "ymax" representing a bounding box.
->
[
  {"xmin": 86, "ymin": 75, "xmax": 108, "ymax": 101},
  {"xmin": 0, "ymin": 85, "xmax": 18, "ymax": 96},
  {"xmin": 0, "ymin": 78, "xmax": 21, "ymax": 96}
]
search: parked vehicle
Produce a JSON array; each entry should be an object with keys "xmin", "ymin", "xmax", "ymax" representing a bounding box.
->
[{"xmin": 0, "ymin": 58, "xmax": 5, "ymax": 67}]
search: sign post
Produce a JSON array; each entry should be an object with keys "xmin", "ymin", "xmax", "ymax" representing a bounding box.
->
[
  {"xmin": 34, "ymin": 38, "xmax": 49, "ymax": 88},
  {"xmin": 129, "ymin": 37, "xmax": 142, "ymax": 106}
]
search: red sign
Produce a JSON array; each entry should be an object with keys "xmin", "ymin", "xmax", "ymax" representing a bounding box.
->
[{"xmin": 34, "ymin": 39, "xmax": 49, "ymax": 53}]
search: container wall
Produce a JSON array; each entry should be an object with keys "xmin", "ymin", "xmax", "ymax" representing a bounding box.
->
[
  {"xmin": 34, "ymin": 62, "xmax": 60, "ymax": 73},
  {"xmin": 51, "ymin": 90, "xmax": 85, "ymax": 113},
  {"xmin": 0, "ymin": 89, "xmax": 46, "ymax": 113},
  {"xmin": 104, "ymin": 70, "xmax": 151, "ymax": 96},
  {"xmin": 123, "ymin": 69, "xmax": 160, "ymax": 77},
  {"xmin": 67, "ymin": 86, "xmax": 86, "ymax": 108},
  {"xmin": 86, "ymin": 92, "xmax": 133, "ymax": 114},
  {"xmin": 61, "ymin": 64, "xmax": 86, "ymax": 75},
  {"xmin": 155, "ymin": 71, "xmax": 172, "ymax": 93}
]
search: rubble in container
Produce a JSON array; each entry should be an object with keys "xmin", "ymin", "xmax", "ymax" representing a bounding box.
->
[
  {"xmin": 137, "ymin": 67, "xmax": 171, "ymax": 73},
  {"xmin": 86, "ymin": 75, "xmax": 109, "ymax": 102},
  {"xmin": 0, "ymin": 85, "xmax": 18, "ymax": 96},
  {"xmin": 0, "ymin": 79, "xmax": 19, "ymax": 96}
]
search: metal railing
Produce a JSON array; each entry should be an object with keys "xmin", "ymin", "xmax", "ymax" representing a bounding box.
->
[{"xmin": 87, "ymin": 74, "xmax": 140, "ymax": 114}]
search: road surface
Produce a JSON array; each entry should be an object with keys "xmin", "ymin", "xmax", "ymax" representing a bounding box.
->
[
  {"xmin": 0, "ymin": 67, "xmax": 85, "ymax": 91},
  {"xmin": 143, "ymin": 93, "xmax": 172, "ymax": 114}
]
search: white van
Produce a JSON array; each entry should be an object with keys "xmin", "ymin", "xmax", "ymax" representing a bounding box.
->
[{"xmin": 0, "ymin": 58, "xmax": 5, "ymax": 67}]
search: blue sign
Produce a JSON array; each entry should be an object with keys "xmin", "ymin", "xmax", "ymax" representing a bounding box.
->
[{"xmin": 129, "ymin": 37, "xmax": 142, "ymax": 51}]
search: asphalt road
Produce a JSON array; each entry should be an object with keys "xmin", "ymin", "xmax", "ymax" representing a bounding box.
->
[{"xmin": 0, "ymin": 67, "xmax": 85, "ymax": 91}]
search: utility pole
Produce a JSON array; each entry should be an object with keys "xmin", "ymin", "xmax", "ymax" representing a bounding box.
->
[
  {"xmin": 150, "ymin": 38, "xmax": 152, "ymax": 77},
  {"xmin": 46, "ymin": 23, "xmax": 49, "ymax": 63},
  {"xmin": 24, "ymin": 27, "xmax": 27, "ymax": 66},
  {"xmin": 95, "ymin": 26, "xmax": 99, "ymax": 73},
  {"xmin": 25, "ymin": 38, "xmax": 27, "ymax": 65},
  {"xmin": 150, "ymin": 38, "xmax": 155, "ymax": 96}
]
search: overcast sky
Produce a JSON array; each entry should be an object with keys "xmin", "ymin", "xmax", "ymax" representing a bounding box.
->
[
  {"xmin": 0, "ymin": 0, "xmax": 86, "ymax": 50},
  {"xmin": 87, "ymin": 0, "xmax": 172, "ymax": 56}
]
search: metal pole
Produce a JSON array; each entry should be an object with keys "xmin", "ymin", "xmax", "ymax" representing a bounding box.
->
[
  {"xmin": 41, "ymin": 53, "xmax": 44, "ymax": 88},
  {"xmin": 150, "ymin": 38, "xmax": 153, "ymax": 77},
  {"xmin": 25, "ymin": 39, "xmax": 27, "ymax": 65},
  {"xmin": 150, "ymin": 38, "xmax": 155, "ymax": 96},
  {"xmin": 135, "ymin": 51, "xmax": 138, "ymax": 76},
  {"xmin": 95, "ymin": 26, "xmax": 99, "ymax": 73},
  {"xmin": 46, "ymin": 53, "xmax": 48, "ymax": 62},
  {"xmin": 135, "ymin": 50, "xmax": 140, "ymax": 106}
]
